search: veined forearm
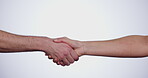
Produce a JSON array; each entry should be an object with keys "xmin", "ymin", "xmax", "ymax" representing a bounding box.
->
[
  {"xmin": 0, "ymin": 30, "xmax": 47, "ymax": 52},
  {"xmin": 0, "ymin": 30, "xmax": 79, "ymax": 66},
  {"xmin": 83, "ymin": 35, "xmax": 148, "ymax": 57}
]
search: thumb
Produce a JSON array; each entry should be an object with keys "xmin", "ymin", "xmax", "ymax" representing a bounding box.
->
[
  {"xmin": 54, "ymin": 37, "xmax": 69, "ymax": 43},
  {"xmin": 54, "ymin": 37, "xmax": 76, "ymax": 48},
  {"xmin": 75, "ymin": 48, "xmax": 83, "ymax": 56}
]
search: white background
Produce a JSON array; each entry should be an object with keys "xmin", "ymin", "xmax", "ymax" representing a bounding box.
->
[{"xmin": 0, "ymin": 0, "xmax": 148, "ymax": 78}]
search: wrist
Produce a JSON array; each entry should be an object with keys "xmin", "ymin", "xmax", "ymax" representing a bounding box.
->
[
  {"xmin": 81, "ymin": 41, "xmax": 93, "ymax": 55},
  {"xmin": 29, "ymin": 36, "xmax": 54, "ymax": 52},
  {"xmin": 79, "ymin": 41, "xmax": 87, "ymax": 56},
  {"xmin": 38, "ymin": 37, "xmax": 54, "ymax": 52}
]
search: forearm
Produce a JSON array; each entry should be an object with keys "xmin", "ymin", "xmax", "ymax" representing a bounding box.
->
[
  {"xmin": 0, "ymin": 30, "xmax": 51, "ymax": 52},
  {"xmin": 82, "ymin": 35, "xmax": 148, "ymax": 57}
]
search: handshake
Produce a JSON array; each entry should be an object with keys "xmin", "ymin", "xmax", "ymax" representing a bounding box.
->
[
  {"xmin": 42, "ymin": 37, "xmax": 84, "ymax": 66},
  {"xmin": 0, "ymin": 30, "xmax": 147, "ymax": 66},
  {"xmin": 42, "ymin": 35, "xmax": 148, "ymax": 66}
]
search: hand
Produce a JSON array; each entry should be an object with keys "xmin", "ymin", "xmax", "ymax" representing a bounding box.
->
[
  {"xmin": 53, "ymin": 37, "xmax": 85, "ymax": 57},
  {"xmin": 41, "ymin": 37, "xmax": 79, "ymax": 66}
]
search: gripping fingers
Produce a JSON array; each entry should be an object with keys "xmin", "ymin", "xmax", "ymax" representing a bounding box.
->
[
  {"xmin": 70, "ymin": 50, "xmax": 79, "ymax": 61},
  {"xmin": 66, "ymin": 55, "xmax": 74, "ymax": 63},
  {"xmin": 62, "ymin": 58, "xmax": 70, "ymax": 66}
]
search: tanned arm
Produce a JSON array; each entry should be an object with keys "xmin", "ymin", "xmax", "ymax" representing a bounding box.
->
[{"xmin": 54, "ymin": 35, "xmax": 148, "ymax": 57}]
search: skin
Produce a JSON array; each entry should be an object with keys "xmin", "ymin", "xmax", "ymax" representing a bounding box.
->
[
  {"xmin": 53, "ymin": 35, "xmax": 148, "ymax": 65},
  {"xmin": 0, "ymin": 30, "xmax": 78, "ymax": 66}
]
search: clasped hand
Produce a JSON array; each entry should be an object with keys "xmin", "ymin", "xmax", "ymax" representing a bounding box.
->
[{"xmin": 43, "ymin": 37, "xmax": 84, "ymax": 66}]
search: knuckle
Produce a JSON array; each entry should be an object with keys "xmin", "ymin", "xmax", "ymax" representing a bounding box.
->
[{"xmin": 63, "ymin": 51, "xmax": 70, "ymax": 56}]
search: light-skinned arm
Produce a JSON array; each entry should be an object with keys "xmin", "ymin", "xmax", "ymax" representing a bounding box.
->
[
  {"xmin": 54, "ymin": 35, "xmax": 148, "ymax": 57},
  {"xmin": 0, "ymin": 30, "xmax": 78, "ymax": 66}
]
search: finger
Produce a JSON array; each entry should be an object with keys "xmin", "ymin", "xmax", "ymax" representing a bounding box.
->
[
  {"xmin": 54, "ymin": 37, "xmax": 73, "ymax": 46},
  {"xmin": 62, "ymin": 58, "xmax": 70, "ymax": 66},
  {"xmin": 53, "ymin": 58, "xmax": 58, "ymax": 63},
  {"xmin": 49, "ymin": 54, "xmax": 58, "ymax": 62},
  {"xmin": 53, "ymin": 59, "xmax": 60, "ymax": 65},
  {"xmin": 54, "ymin": 54, "xmax": 64, "ymax": 63},
  {"xmin": 57, "ymin": 61, "xmax": 60, "ymax": 65},
  {"xmin": 48, "ymin": 55, "xmax": 52, "ymax": 59},
  {"xmin": 70, "ymin": 49, "xmax": 79, "ymax": 61},
  {"xmin": 53, "ymin": 37, "xmax": 68, "ymax": 43},
  {"xmin": 53, "ymin": 54, "xmax": 63, "ymax": 65},
  {"xmin": 59, "ymin": 61, "xmax": 65, "ymax": 66},
  {"xmin": 54, "ymin": 37, "xmax": 77, "ymax": 49},
  {"xmin": 66, "ymin": 55, "xmax": 75, "ymax": 63},
  {"xmin": 57, "ymin": 60, "xmax": 65, "ymax": 66}
]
